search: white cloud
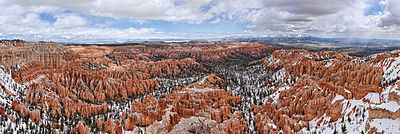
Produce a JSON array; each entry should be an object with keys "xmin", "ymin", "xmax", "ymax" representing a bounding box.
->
[
  {"xmin": 53, "ymin": 14, "xmax": 87, "ymax": 28},
  {"xmin": 381, "ymin": 0, "xmax": 400, "ymax": 27},
  {"xmin": 21, "ymin": 13, "xmax": 44, "ymax": 27},
  {"xmin": 241, "ymin": 0, "xmax": 400, "ymax": 39},
  {"xmin": 210, "ymin": 18, "xmax": 221, "ymax": 24},
  {"xmin": 0, "ymin": 0, "xmax": 400, "ymax": 41},
  {"xmin": 6, "ymin": 0, "xmax": 215, "ymax": 23}
]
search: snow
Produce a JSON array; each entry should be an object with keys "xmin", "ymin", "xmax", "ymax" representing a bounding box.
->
[
  {"xmin": 392, "ymin": 88, "xmax": 400, "ymax": 96},
  {"xmin": 344, "ymin": 88, "xmax": 351, "ymax": 94},
  {"xmin": 0, "ymin": 68, "xmax": 24, "ymax": 96},
  {"xmin": 341, "ymin": 99, "xmax": 366, "ymax": 116},
  {"xmin": 0, "ymin": 68, "xmax": 25, "ymax": 106},
  {"xmin": 299, "ymin": 97, "xmax": 371, "ymax": 134},
  {"xmin": 297, "ymin": 83, "xmax": 400, "ymax": 134},
  {"xmin": 371, "ymin": 101, "xmax": 400, "ymax": 112},
  {"xmin": 270, "ymin": 86, "xmax": 290, "ymax": 103},
  {"xmin": 272, "ymin": 67, "xmax": 286, "ymax": 83},
  {"xmin": 331, "ymin": 94, "xmax": 344, "ymax": 104},
  {"xmin": 264, "ymin": 56, "xmax": 281, "ymax": 66},
  {"xmin": 380, "ymin": 55, "xmax": 400, "ymax": 84},
  {"xmin": 304, "ymin": 54, "xmax": 313, "ymax": 60},
  {"xmin": 381, "ymin": 84, "xmax": 398, "ymax": 102},
  {"xmin": 369, "ymin": 118, "xmax": 400, "ymax": 133},
  {"xmin": 364, "ymin": 92, "xmax": 380, "ymax": 104},
  {"xmin": 325, "ymin": 60, "xmax": 333, "ymax": 67},
  {"xmin": 185, "ymin": 87, "xmax": 221, "ymax": 93},
  {"xmin": 24, "ymin": 74, "xmax": 46, "ymax": 86}
]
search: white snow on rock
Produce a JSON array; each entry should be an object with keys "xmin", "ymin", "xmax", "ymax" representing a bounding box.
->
[
  {"xmin": 270, "ymin": 86, "xmax": 290, "ymax": 103},
  {"xmin": 344, "ymin": 88, "xmax": 351, "ymax": 94},
  {"xmin": 331, "ymin": 94, "xmax": 344, "ymax": 104},
  {"xmin": 380, "ymin": 54, "xmax": 400, "ymax": 85},
  {"xmin": 324, "ymin": 59, "xmax": 333, "ymax": 67},
  {"xmin": 272, "ymin": 67, "xmax": 286, "ymax": 83},
  {"xmin": 0, "ymin": 68, "xmax": 25, "ymax": 106},
  {"xmin": 369, "ymin": 118, "xmax": 400, "ymax": 133},
  {"xmin": 0, "ymin": 68, "xmax": 24, "ymax": 96},
  {"xmin": 364, "ymin": 92, "xmax": 380, "ymax": 104},
  {"xmin": 264, "ymin": 56, "xmax": 280, "ymax": 66},
  {"xmin": 371, "ymin": 101, "xmax": 400, "ymax": 112}
]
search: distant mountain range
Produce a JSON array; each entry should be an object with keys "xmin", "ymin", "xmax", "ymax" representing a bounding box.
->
[{"xmin": 231, "ymin": 36, "xmax": 400, "ymax": 48}]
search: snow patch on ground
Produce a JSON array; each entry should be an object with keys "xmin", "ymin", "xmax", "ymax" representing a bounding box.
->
[
  {"xmin": 371, "ymin": 101, "xmax": 400, "ymax": 112},
  {"xmin": 298, "ymin": 82, "xmax": 400, "ymax": 134},
  {"xmin": 364, "ymin": 92, "xmax": 380, "ymax": 104},
  {"xmin": 369, "ymin": 118, "xmax": 400, "ymax": 133},
  {"xmin": 272, "ymin": 67, "xmax": 286, "ymax": 84},
  {"xmin": 270, "ymin": 86, "xmax": 290, "ymax": 103},
  {"xmin": 380, "ymin": 55, "xmax": 400, "ymax": 84},
  {"xmin": 24, "ymin": 74, "xmax": 46, "ymax": 86},
  {"xmin": 0, "ymin": 68, "xmax": 25, "ymax": 106},
  {"xmin": 300, "ymin": 97, "xmax": 371, "ymax": 134},
  {"xmin": 344, "ymin": 88, "xmax": 351, "ymax": 94},
  {"xmin": 264, "ymin": 56, "xmax": 280, "ymax": 66},
  {"xmin": 331, "ymin": 94, "xmax": 344, "ymax": 104},
  {"xmin": 381, "ymin": 84, "xmax": 398, "ymax": 102},
  {"xmin": 0, "ymin": 68, "xmax": 24, "ymax": 96},
  {"xmin": 325, "ymin": 59, "xmax": 333, "ymax": 67}
]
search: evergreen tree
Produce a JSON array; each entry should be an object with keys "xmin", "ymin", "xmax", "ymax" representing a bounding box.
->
[
  {"xmin": 341, "ymin": 124, "xmax": 347, "ymax": 133},
  {"xmin": 333, "ymin": 126, "xmax": 337, "ymax": 134}
]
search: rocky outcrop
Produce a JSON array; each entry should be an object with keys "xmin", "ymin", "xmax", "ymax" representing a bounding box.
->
[
  {"xmin": 264, "ymin": 49, "xmax": 382, "ymax": 100},
  {"xmin": 97, "ymin": 117, "xmax": 123, "ymax": 134},
  {"xmin": 124, "ymin": 75, "xmax": 247, "ymax": 133},
  {"xmin": 170, "ymin": 117, "xmax": 221, "ymax": 134},
  {"xmin": 253, "ymin": 49, "xmax": 396, "ymax": 133},
  {"xmin": 369, "ymin": 108, "xmax": 400, "ymax": 119},
  {"xmin": 74, "ymin": 121, "xmax": 91, "ymax": 134},
  {"xmin": 11, "ymin": 101, "xmax": 42, "ymax": 124}
]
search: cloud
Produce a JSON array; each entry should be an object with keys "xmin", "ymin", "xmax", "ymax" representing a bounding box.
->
[
  {"xmin": 381, "ymin": 0, "xmax": 400, "ymax": 27},
  {"xmin": 241, "ymin": 0, "xmax": 400, "ymax": 39},
  {"xmin": 53, "ymin": 14, "xmax": 87, "ymax": 28},
  {"xmin": 210, "ymin": 18, "xmax": 221, "ymax": 24},
  {"xmin": 0, "ymin": 0, "xmax": 400, "ymax": 42},
  {"xmin": 260, "ymin": 0, "xmax": 356, "ymax": 16},
  {"xmin": 6, "ymin": 0, "xmax": 215, "ymax": 23}
]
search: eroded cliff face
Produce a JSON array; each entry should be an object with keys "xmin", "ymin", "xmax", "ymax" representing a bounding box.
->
[
  {"xmin": 253, "ymin": 49, "xmax": 400, "ymax": 133},
  {"xmin": 1, "ymin": 40, "xmax": 400, "ymax": 133},
  {"xmin": 0, "ymin": 40, "xmax": 274, "ymax": 133}
]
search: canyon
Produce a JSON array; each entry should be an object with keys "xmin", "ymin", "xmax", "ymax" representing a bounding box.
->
[{"xmin": 0, "ymin": 40, "xmax": 399, "ymax": 133}]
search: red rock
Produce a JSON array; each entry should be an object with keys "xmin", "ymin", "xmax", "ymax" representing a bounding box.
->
[
  {"xmin": 75, "ymin": 121, "xmax": 91, "ymax": 134},
  {"xmin": 125, "ymin": 75, "xmax": 247, "ymax": 133},
  {"xmin": 30, "ymin": 109, "xmax": 41, "ymax": 123},
  {"xmin": 0, "ymin": 41, "xmax": 276, "ymax": 133},
  {"xmin": 253, "ymin": 49, "xmax": 392, "ymax": 133}
]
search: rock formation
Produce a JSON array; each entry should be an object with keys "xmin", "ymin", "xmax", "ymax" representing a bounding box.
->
[
  {"xmin": 253, "ymin": 49, "xmax": 400, "ymax": 133},
  {"xmin": 0, "ymin": 40, "xmax": 274, "ymax": 133},
  {"xmin": 124, "ymin": 75, "xmax": 247, "ymax": 133}
]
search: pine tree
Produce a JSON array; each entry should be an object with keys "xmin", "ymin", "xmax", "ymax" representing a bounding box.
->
[
  {"xmin": 333, "ymin": 126, "xmax": 337, "ymax": 134},
  {"xmin": 341, "ymin": 124, "xmax": 347, "ymax": 133}
]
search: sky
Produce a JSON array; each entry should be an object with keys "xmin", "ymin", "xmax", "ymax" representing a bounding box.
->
[{"xmin": 0, "ymin": 0, "xmax": 399, "ymax": 43}]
